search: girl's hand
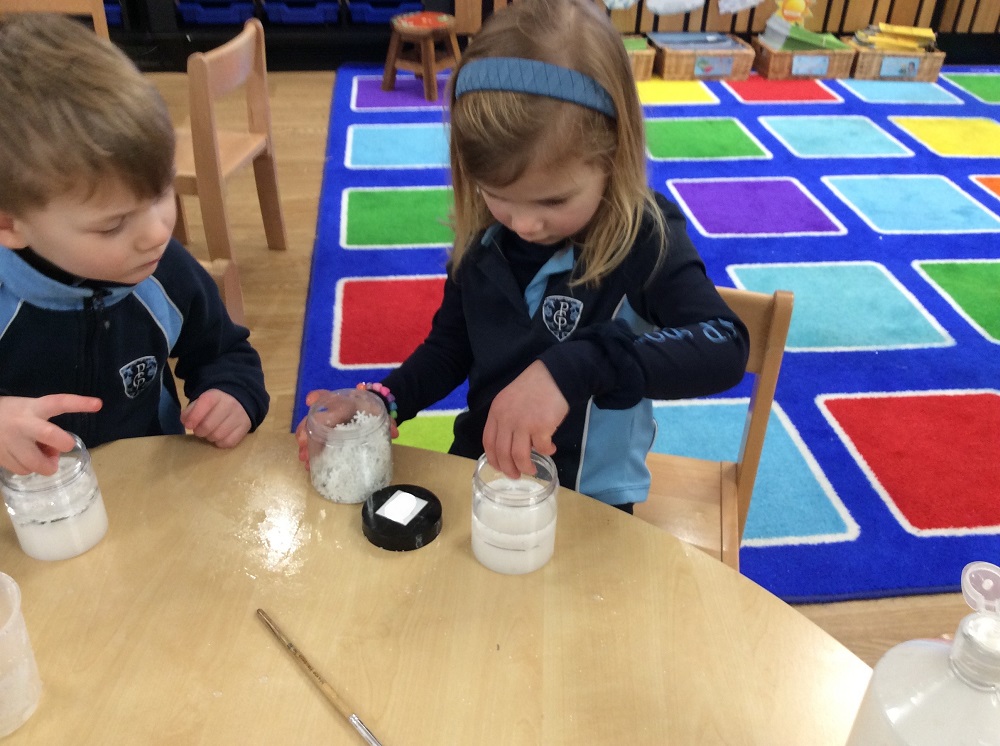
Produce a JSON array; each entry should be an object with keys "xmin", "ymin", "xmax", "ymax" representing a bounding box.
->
[
  {"xmin": 180, "ymin": 389, "xmax": 252, "ymax": 448},
  {"xmin": 295, "ymin": 389, "xmax": 401, "ymax": 471},
  {"xmin": 483, "ymin": 361, "xmax": 568, "ymax": 479},
  {"xmin": 295, "ymin": 389, "xmax": 327, "ymax": 470},
  {"xmin": 0, "ymin": 394, "xmax": 103, "ymax": 475}
]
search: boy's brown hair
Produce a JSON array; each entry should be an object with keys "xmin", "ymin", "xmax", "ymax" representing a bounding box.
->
[{"xmin": 0, "ymin": 13, "xmax": 175, "ymax": 215}]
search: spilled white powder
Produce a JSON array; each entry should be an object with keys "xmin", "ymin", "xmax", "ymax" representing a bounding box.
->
[{"xmin": 310, "ymin": 411, "xmax": 392, "ymax": 504}]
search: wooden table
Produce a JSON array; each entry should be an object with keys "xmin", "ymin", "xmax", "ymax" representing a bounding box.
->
[{"xmin": 0, "ymin": 432, "xmax": 871, "ymax": 744}]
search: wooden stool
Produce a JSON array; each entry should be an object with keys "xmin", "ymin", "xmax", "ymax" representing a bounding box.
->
[{"xmin": 382, "ymin": 11, "xmax": 461, "ymax": 102}]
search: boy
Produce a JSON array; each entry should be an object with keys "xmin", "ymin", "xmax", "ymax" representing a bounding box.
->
[{"xmin": 0, "ymin": 14, "xmax": 269, "ymax": 476}]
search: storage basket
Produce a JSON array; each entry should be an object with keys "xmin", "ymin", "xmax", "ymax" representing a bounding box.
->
[
  {"xmin": 648, "ymin": 33, "xmax": 754, "ymax": 81},
  {"xmin": 843, "ymin": 39, "xmax": 945, "ymax": 81},
  {"xmin": 751, "ymin": 37, "xmax": 856, "ymax": 80},
  {"xmin": 623, "ymin": 35, "xmax": 655, "ymax": 81}
]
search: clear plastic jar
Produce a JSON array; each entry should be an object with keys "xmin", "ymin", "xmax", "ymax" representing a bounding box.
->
[
  {"xmin": 306, "ymin": 388, "xmax": 393, "ymax": 504},
  {"xmin": 471, "ymin": 451, "xmax": 558, "ymax": 575},
  {"xmin": 0, "ymin": 434, "xmax": 109, "ymax": 561}
]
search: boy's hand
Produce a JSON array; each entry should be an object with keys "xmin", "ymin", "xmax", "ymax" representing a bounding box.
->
[
  {"xmin": 181, "ymin": 389, "xmax": 252, "ymax": 448},
  {"xmin": 483, "ymin": 361, "xmax": 568, "ymax": 480},
  {"xmin": 295, "ymin": 389, "xmax": 400, "ymax": 471},
  {"xmin": 0, "ymin": 394, "xmax": 103, "ymax": 476}
]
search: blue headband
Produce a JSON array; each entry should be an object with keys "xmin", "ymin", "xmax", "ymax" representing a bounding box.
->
[{"xmin": 454, "ymin": 57, "xmax": 616, "ymax": 119}]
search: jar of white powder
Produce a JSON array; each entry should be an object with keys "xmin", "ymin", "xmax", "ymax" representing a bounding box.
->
[
  {"xmin": 0, "ymin": 433, "xmax": 109, "ymax": 561},
  {"xmin": 306, "ymin": 388, "xmax": 393, "ymax": 504},
  {"xmin": 471, "ymin": 451, "xmax": 558, "ymax": 575}
]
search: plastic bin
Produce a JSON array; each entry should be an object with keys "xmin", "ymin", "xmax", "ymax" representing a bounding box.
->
[
  {"xmin": 348, "ymin": 1, "xmax": 423, "ymax": 24},
  {"xmin": 263, "ymin": 2, "xmax": 341, "ymax": 23},
  {"xmin": 176, "ymin": 2, "xmax": 256, "ymax": 25},
  {"xmin": 105, "ymin": 2, "xmax": 123, "ymax": 26}
]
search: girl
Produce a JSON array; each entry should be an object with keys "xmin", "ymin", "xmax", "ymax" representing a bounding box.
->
[{"xmin": 299, "ymin": 0, "xmax": 749, "ymax": 512}]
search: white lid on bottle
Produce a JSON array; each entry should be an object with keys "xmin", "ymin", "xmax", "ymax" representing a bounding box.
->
[{"xmin": 950, "ymin": 561, "xmax": 1000, "ymax": 688}]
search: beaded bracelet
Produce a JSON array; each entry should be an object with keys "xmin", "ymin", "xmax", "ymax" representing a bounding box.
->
[{"xmin": 356, "ymin": 382, "xmax": 398, "ymax": 420}]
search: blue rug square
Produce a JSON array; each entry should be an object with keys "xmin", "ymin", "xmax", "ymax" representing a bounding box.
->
[
  {"xmin": 346, "ymin": 123, "xmax": 449, "ymax": 169},
  {"xmin": 823, "ymin": 174, "xmax": 1000, "ymax": 233},
  {"xmin": 837, "ymin": 79, "xmax": 962, "ymax": 105},
  {"xmin": 758, "ymin": 115, "xmax": 912, "ymax": 158},
  {"xmin": 651, "ymin": 401, "xmax": 856, "ymax": 544},
  {"xmin": 728, "ymin": 261, "xmax": 952, "ymax": 350}
]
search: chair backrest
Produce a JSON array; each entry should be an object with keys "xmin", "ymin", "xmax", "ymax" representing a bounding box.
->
[
  {"xmin": 718, "ymin": 287, "xmax": 794, "ymax": 536},
  {"xmin": 0, "ymin": 0, "xmax": 109, "ymax": 38},
  {"xmin": 187, "ymin": 18, "xmax": 272, "ymax": 165}
]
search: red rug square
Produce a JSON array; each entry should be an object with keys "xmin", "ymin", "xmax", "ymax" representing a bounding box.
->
[
  {"xmin": 336, "ymin": 276, "xmax": 444, "ymax": 366},
  {"xmin": 726, "ymin": 76, "xmax": 840, "ymax": 103},
  {"xmin": 823, "ymin": 391, "xmax": 1000, "ymax": 533}
]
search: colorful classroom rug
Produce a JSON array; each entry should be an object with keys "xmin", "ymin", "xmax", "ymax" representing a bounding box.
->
[{"xmin": 295, "ymin": 64, "xmax": 1000, "ymax": 603}]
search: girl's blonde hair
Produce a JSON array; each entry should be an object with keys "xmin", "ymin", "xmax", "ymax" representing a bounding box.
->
[
  {"xmin": 0, "ymin": 14, "xmax": 175, "ymax": 215},
  {"xmin": 447, "ymin": 0, "xmax": 665, "ymax": 286}
]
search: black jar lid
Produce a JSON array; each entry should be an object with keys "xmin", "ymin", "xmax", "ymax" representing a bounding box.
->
[{"xmin": 362, "ymin": 484, "xmax": 442, "ymax": 551}]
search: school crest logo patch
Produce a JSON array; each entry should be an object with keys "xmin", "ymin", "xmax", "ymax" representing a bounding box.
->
[
  {"xmin": 542, "ymin": 295, "xmax": 582, "ymax": 341},
  {"xmin": 119, "ymin": 356, "xmax": 158, "ymax": 399}
]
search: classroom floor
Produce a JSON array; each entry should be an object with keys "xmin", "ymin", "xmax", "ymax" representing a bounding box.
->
[{"xmin": 149, "ymin": 69, "xmax": 971, "ymax": 667}]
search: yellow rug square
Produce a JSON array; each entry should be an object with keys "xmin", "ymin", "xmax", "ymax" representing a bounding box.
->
[
  {"xmin": 891, "ymin": 116, "xmax": 1000, "ymax": 157},
  {"xmin": 636, "ymin": 78, "xmax": 717, "ymax": 105}
]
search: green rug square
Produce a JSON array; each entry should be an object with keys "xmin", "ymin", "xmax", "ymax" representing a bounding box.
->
[
  {"xmin": 343, "ymin": 187, "xmax": 454, "ymax": 248},
  {"xmin": 942, "ymin": 73, "xmax": 1000, "ymax": 104},
  {"xmin": 915, "ymin": 260, "xmax": 1000, "ymax": 341},
  {"xmin": 645, "ymin": 117, "xmax": 767, "ymax": 160},
  {"xmin": 395, "ymin": 412, "xmax": 457, "ymax": 453}
]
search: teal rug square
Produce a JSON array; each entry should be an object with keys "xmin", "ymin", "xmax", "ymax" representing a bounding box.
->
[
  {"xmin": 759, "ymin": 115, "xmax": 912, "ymax": 158},
  {"xmin": 651, "ymin": 401, "xmax": 856, "ymax": 544},
  {"xmin": 729, "ymin": 261, "xmax": 952, "ymax": 350},
  {"xmin": 823, "ymin": 174, "xmax": 1000, "ymax": 233},
  {"xmin": 346, "ymin": 123, "xmax": 449, "ymax": 169},
  {"xmin": 838, "ymin": 79, "xmax": 962, "ymax": 105}
]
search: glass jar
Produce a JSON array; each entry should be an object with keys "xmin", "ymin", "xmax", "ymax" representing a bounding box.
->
[
  {"xmin": 0, "ymin": 434, "xmax": 109, "ymax": 561},
  {"xmin": 306, "ymin": 388, "xmax": 393, "ymax": 504},
  {"xmin": 471, "ymin": 451, "xmax": 558, "ymax": 575}
]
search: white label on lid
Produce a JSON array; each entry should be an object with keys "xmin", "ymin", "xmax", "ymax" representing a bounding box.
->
[{"xmin": 377, "ymin": 490, "xmax": 427, "ymax": 526}]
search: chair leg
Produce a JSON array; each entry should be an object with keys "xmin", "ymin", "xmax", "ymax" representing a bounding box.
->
[
  {"xmin": 252, "ymin": 151, "xmax": 288, "ymax": 251},
  {"xmin": 420, "ymin": 37, "xmax": 437, "ymax": 101},
  {"xmin": 173, "ymin": 193, "xmax": 189, "ymax": 245},
  {"xmin": 201, "ymin": 258, "xmax": 246, "ymax": 327},
  {"xmin": 196, "ymin": 173, "xmax": 235, "ymax": 263},
  {"xmin": 382, "ymin": 31, "xmax": 402, "ymax": 91}
]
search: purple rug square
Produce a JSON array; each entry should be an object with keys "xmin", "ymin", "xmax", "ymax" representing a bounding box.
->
[
  {"xmin": 667, "ymin": 177, "xmax": 844, "ymax": 237},
  {"xmin": 353, "ymin": 74, "xmax": 447, "ymax": 110}
]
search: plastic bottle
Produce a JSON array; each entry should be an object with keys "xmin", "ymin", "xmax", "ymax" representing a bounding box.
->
[{"xmin": 844, "ymin": 561, "xmax": 1000, "ymax": 746}]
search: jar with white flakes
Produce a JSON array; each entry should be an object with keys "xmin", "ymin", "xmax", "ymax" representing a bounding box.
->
[
  {"xmin": 0, "ymin": 433, "xmax": 109, "ymax": 561},
  {"xmin": 306, "ymin": 388, "xmax": 393, "ymax": 504}
]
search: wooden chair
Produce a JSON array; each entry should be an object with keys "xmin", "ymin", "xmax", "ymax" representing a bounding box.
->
[
  {"xmin": 634, "ymin": 287, "xmax": 794, "ymax": 572},
  {"xmin": 0, "ymin": 0, "xmax": 108, "ymax": 38},
  {"xmin": 173, "ymin": 18, "xmax": 288, "ymax": 326},
  {"xmin": 382, "ymin": 11, "xmax": 462, "ymax": 102}
]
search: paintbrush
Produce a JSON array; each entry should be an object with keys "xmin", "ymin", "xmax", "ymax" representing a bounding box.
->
[{"xmin": 257, "ymin": 609, "xmax": 383, "ymax": 746}]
